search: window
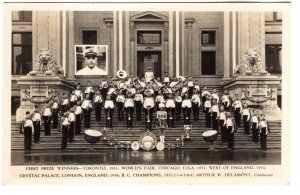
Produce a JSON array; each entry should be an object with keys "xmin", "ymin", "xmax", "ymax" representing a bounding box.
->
[
  {"xmin": 12, "ymin": 32, "xmax": 32, "ymax": 75},
  {"xmin": 82, "ymin": 30, "xmax": 97, "ymax": 44},
  {"xmin": 201, "ymin": 31, "xmax": 216, "ymax": 45},
  {"xmin": 137, "ymin": 31, "xmax": 161, "ymax": 44},
  {"xmin": 265, "ymin": 45, "xmax": 282, "ymax": 74},
  {"xmin": 201, "ymin": 51, "xmax": 216, "ymax": 75},
  {"xmin": 265, "ymin": 12, "xmax": 282, "ymax": 22},
  {"xmin": 11, "ymin": 97, "xmax": 20, "ymax": 115},
  {"xmin": 200, "ymin": 30, "xmax": 217, "ymax": 75},
  {"xmin": 12, "ymin": 11, "xmax": 32, "ymax": 22}
]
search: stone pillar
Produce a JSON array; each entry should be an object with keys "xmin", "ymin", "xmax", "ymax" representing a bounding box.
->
[
  {"xmin": 119, "ymin": 11, "xmax": 123, "ymax": 70},
  {"xmin": 223, "ymin": 12, "xmax": 230, "ymax": 78},
  {"xmin": 163, "ymin": 21, "xmax": 169, "ymax": 76},
  {"xmin": 185, "ymin": 18, "xmax": 194, "ymax": 76},
  {"xmin": 130, "ymin": 21, "xmax": 135, "ymax": 75},
  {"xmin": 175, "ymin": 11, "xmax": 180, "ymax": 77},
  {"xmin": 168, "ymin": 12, "xmax": 174, "ymax": 77},
  {"xmin": 125, "ymin": 11, "xmax": 131, "ymax": 74},
  {"xmin": 104, "ymin": 18, "xmax": 113, "ymax": 75},
  {"xmin": 113, "ymin": 11, "xmax": 118, "ymax": 76},
  {"xmin": 67, "ymin": 11, "xmax": 75, "ymax": 79}
]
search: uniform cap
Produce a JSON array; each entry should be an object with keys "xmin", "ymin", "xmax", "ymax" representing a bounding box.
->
[{"xmin": 83, "ymin": 47, "xmax": 98, "ymax": 57}]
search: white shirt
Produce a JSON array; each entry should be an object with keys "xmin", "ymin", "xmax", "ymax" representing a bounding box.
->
[
  {"xmin": 143, "ymin": 97, "xmax": 155, "ymax": 108},
  {"xmin": 201, "ymin": 91, "xmax": 211, "ymax": 97},
  {"xmin": 163, "ymin": 77, "xmax": 170, "ymax": 83},
  {"xmin": 222, "ymin": 95, "xmax": 229, "ymax": 103},
  {"xmin": 188, "ymin": 81, "xmax": 194, "ymax": 87},
  {"xmin": 104, "ymin": 100, "xmax": 114, "ymax": 109},
  {"xmin": 251, "ymin": 116, "xmax": 259, "ymax": 124},
  {"xmin": 219, "ymin": 112, "xmax": 226, "ymax": 120},
  {"xmin": 70, "ymin": 94, "xmax": 76, "ymax": 102},
  {"xmin": 145, "ymin": 71, "xmax": 154, "ymax": 83},
  {"xmin": 75, "ymin": 106, "xmax": 82, "ymax": 115},
  {"xmin": 52, "ymin": 102, "xmax": 59, "ymax": 109},
  {"xmin": 62, "ymin": 117, "xmax": 69, "ymax": 126},
  {"xmin": 194, "ymin": 85, "xmax": 200, "ymax": 91},
  {"xmin": 32, "ymin": 112, "xmax": 41, "ymax": 122},
  {"xmin": 68, "ymin": 112, "xmax": 75, "ymax": 122},
  {"xmin": 134, "ymin": 94, "xmax": 144, "ymax": 102},
  {"xmin": 85, "ymin": 86, "xmax": 94, "ymax": 94},
  {"xmin": 101, "ymin": 81, "xmax": 108, "ymax": 88},
  {"xmin": 81, "ymin": 100, "xmax": 92, "ymax": 109},
  {"xmin": 43, "ymin": 108, "xmax": 51, "ymax": 116},
  {"xmin": 242, "ymin": 108, "xmax": 251, "ymax": 116},
  {"xmin": 116, "ymin": 95, "xmax": 125, "ymax": 103},
  {"xmin": 124, "ymin": 98, "xmax": 134, "ymax": 108},
  {"xmin": 94, "ymin": 95, "xmax": 103, "ymax": 103},
  {"xmin": 259, "ymin": 120, "xmax": 267, "ymax": 128},
  {"xmin": 211, "ymin": 105, "xmax": 219, "ymax": 113},
  {"xmin": 24, "ymin": 119, "xmax": 34, "ymax": 127},
  {"xmin": 191, "ymin": 94, "xmax": 201, "ymax": 104},
  {"xmin": 175, "ymin": 96, "xmax": 182, "ymax": 103},
  {"xmin": 204, "ymin": 101, "xmax": 211, "ymax": 108},
  {"xmin": 62, "ymin": 99, "xmax": 69, "ymax": 105},
  {"xmin": 233, "ymin": 100, "xmax": 242, "ymax": 108},
  {"xmin": 226, "ymin": 118, "xmax": 233, "ymax": 127},
  {"xmin": 166, "ymin": 99, "xmax": 175, "ymax": 108},
  {"xmin": 211, "ymin": 93, "xmax": 219, "ymax": 103},
  {"xmin": 182, "ymin": 99, "xmax": 192, "ymax": 108}
]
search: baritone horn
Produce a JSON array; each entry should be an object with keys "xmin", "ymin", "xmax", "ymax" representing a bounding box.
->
[{"xmin": 117, "ymin": 69, "xmax": 128, "ymax": 79}]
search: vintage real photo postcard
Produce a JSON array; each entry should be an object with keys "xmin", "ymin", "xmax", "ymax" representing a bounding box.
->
[{"xmin": 2, "ymin": 2, "xmax": 291, "ymax": 185}]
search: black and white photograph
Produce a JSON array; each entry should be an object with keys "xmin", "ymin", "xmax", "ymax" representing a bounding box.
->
[{"xmin": 2, "ymin": 2, "xmax": 291, "ymax": 185}]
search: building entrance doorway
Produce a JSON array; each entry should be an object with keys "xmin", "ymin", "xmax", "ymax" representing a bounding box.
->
[{"xmin": 137, "ymin": 51, "xmax": 162, "ymax": 79}]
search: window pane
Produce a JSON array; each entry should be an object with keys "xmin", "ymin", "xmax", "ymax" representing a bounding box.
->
[
  {"xmin": 12, "ymin": 11, "xmax": 32, "ymax": 22},
  {"xmin": 201, "ymin": 51, "xmax": 216, "ymax": 75},
  {"xmin": 137, "ymin": 31, "xmax": 161, "ymax": 44},
  {"xmin": 12, "ymin": 46, "xmax": 32, "ymax": 75},
  {"xmin": 12, "ymin": 33, "xmax": 32, "ymax": 45},
  {"xmin": 201, "ymin": 31, "xmax": 216, "ymax": 44},
  {"xmin": 11, "ymin": 97, "xmax": 21, "ymax": 115},
  {"xmin": 265, "ymin": 45, "xmax": 282, "ymax": 74},
  {"xmin": 82, "ymin": 30, "xmax": 97, "ymax": 44}
]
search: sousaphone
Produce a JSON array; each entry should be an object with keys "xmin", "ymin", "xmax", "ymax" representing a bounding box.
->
[{"xmin": 117, "ymin": 69, "xmax": 128, "ymax": 79}]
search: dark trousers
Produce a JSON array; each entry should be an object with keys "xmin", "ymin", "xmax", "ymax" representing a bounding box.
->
[
  {"xmin": 43, "ymin": 116, "xmax": 51, "ymax": 135},
  {"xmin": 70, "ymin": 101, "xmax": 76, "ymax": 108},
  {"xmin": 68, "ymin": 122, "xmax": 75, "ymax": 142},
  {"xmin": 83, "ymin": 108, "xmax": 91, "ymax": 128},
  {"xmin": 52, "ymin": 109, "xmax": 59, "ymax": 128},
  {"xmin": 183, "ymin": 107, "xmax": 191, "ymax": 125},
  {"xmin": 75, "ymin": 114, "xmax": 81, "ymax": 135},
  {"xmin": 125, "ymin": 107, "xmax": 134, "ymax": 128},
  {"xmin": 24, "ymin": 127, "xmax": 32, "ymax": 151},
  {"xmin": 223, "ymin": 101, "xmax": 230, "ymax": 111},
  {"xmin": 33, "ymin": 121, "xmax": 40, "ymax": 143},
  {"xmin": 234, "ymin": 108, "xmax": 241, "ymax": 128},
  {"xmin": 252, "ymin": 123, "xmax": 259, "ymax": 143},
  {"xmin": 105, "ymin": 108, "xmax": 113, "ymax": 128},
  {"xmin": 219, "ymin": 120, "xmax": 227, "ymax": 142},
  {"xmin": 117, "ymin": 102, "xmax": 124, "ymax": 121},
  {"xmin": 227, "ymin": 126, "xmax": 234, "ymax": 150},
  {"xmin": 61, "ymin": 125, "xmax": 69, "ymax": 150},
  {"xmin": 260, "ymin": 127, "xmax": 267, "ymax": 150},
  {"xmin": 101, "ymin": 88, "xmax": 108, "ymax": 101},
  {"xmin": 175, "ymin": 102, "xmax": 181, "ymax": 121},
  {"xmin": 188, "ymin": 87, "xmax": 193, "ymax": 98},
  {"xmin": 95, "ymin": 103, "xmax": 102, "ymax": 121},
  {"xmin": 61, "ymin": 105, "xmax": 69, "ymax": 114},
  {"xmin": 205, "ymin": 108, "xmax": 211, "ymax": 128},
  {"xmin": 243, "ymin": 115, "xmax": 250, "ymax": 134},
  {"xmin": 135, "ymin": 101, "xmax": 142, "ymax": 121},
  {"xmin": 144, "ymin": 108, "xmax": 154, "ymax": 131},
  {"xmin": 192, "ymin": 103, "xmax": 200, "ymax": 121},
  {"xmin": 212, "ymin": 112, "xmax": 218, "ymax": 131},
  {"xmin": 166, "ymin": 107, "xmax": 175, "ymax": 128}
]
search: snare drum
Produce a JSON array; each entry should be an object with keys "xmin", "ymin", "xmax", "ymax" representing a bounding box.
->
[
  {"xmin": 156, "ymin": 142, "xmax": 165, "ymax": 151},
  {"xmin": 131, "ymin": 141, "xmax": 140, "ymax": 151}
]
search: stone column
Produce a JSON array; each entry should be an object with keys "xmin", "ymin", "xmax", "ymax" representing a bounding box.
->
[
  {"xmin": 130, "ymin": 21, "xmax": 135, "ymax": 75},
  {"xmin": 223, "ymin": 12, "xmax": 230, "ymax": 78},
  {"xmin": 168, "ymin": 11, "xmax": 174, "ymax": 77},
  {"xmin": 67, "ymin": 11, "xmax": 75, "ymax": 79},
  {"xmin": 113, "ymin": 11, "xmax": 118, "ymax": 76},
  {"xmin": 175, "ymin": 11, "xmax": 180, "ymax": 77},
  {"xmin": 185, "ymin": 18, "xmax": 194, "ymax": 76},
  {"xmin": 104, "ymin": 18, "xmax": 113, "ymax": 75},
  {"xmin": 125, "ymin": 11, "xmax": 131, "ymax": 74},
  {"xmin": 163, "ymin": 21, "xmax": 169, "ymax": 76}
]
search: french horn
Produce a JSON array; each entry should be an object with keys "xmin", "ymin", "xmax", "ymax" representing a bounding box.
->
[{"xmin": 117, "ymin": 69, "xmax": 128, "ymax": 79}]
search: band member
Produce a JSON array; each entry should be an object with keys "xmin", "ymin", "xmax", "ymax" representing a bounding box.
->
[
  {"xmin": 211, "ymin": 89, "xmax": 219, "ymax": 104},
  {"xmin": 175, "ymin": 90, "xmax": 182, "ymax": 121},
  {"xmin": 187, "ymin": 76, "xmax": 194, "ymax": 98},
  {"xmin": 134, "ymin": 89, "xmax": 144, "ymax": 121},
  {"xmin": 74, "ymin": 84, "xmax": 83, "ymax": 104},
  {"xmin": 155, "ymin": 90, "xmax": 165, "ymax": 111},
  {"xmin": 107, "ymin": 81, "xmax": 118, "ymax": 101},
  {"xmin": 124, "ymin": 93, "xmax": 135, "ymax": 129},
  {"xmin": 166, "ymin": 94, "xmax": 175, "ymax": 128},
  {"xmin": 201, "ymin": 86, "xmax": 211, "ymax": 112},
  {"xmin": 219, "ymin": 106, "xmax": 227, "ymax": 142},
  {"xmin": 74, "ymin": 102, "xmax": 82, "ymax": 135},
  {"xmin": 211, "ymin": 100, "xmax": 220, "ymax": 131},
  {"xmin": 100, "ymin": 77, "xmax": 109, "ymax": 101},
  {"xmin": 61, "ymin": 93, "xmax": 70, "ymax": 114},
  {"xmin": 42, "ymin": 104, "xmax": 52, "ymax": 136},
  {"xmin": 51, "ymin": 98, "xmax": 60, "ymax": 129},
  {"xmin": 194, "ymin": 80, "xmax": 200, "ymax": 92},
  {"xmin": 182, "ymin": 94, "xmax": 192, "ymax": 125},
  {"xmin": 221, "ymin": 90, "xmax": 230, "ymax": 111},
  {"xmin": 143, "ymin": 93, "xmax": 155, "ymax": 131},
  {"xmin": 226, "ymin": 112, "xmax": 236, "ymax": 150},
  {"xmin": 258, "ymin": 114, "xmax": 270, "ymax": 151},
  {"xmin": 69, "ymin": 91, "xmax": 77, "ymax": 108},
  {"xmin": 21, "ymin": 111, "xmax": 34, "ymax": 152},
  {"xmin": 104, "ymin": 95, "xmax": 115, "ymax": 129},
  {"xmin": 232, "ymin": 94, "xmax": 242, "ymax": 128},
  {"xmin": 84, "ymin": 80, "xmax": 95, "ymax": 101},
  {"xmin": 145, "ymin": 66, "xmax": 154, "ymax": 83},
  {"xmin": 81, "ymin": 97, "xmax": 92, "ymax": 128},
  {"xmin": 156, "ymin": 103, "xmax": 168, "ymax": 143},
  {"xmin": 31, "ymin": 106, "xmax": 41, "ymax": 143},
  {"xmin": 126, "ymin": 83, "xmax": 136, "ymax": 96},
  {"xmin": 60, "ymin": 112, "xmax": 70, "ymax": 152},
  {"xmin": 250, "ymin": 110, "xmax": 259, "ymax": 143},
  {"xmin": 116, "ymin": 90, "xmax": 125, "ymax": 121},
  {"xmin": 181, "ymin": 82, "xmax": 189, "ymax": 98},
  {"xmin": 68, "ymin": 107, "xmax": 76, "ymax": 143},
  {"xmin": 163, "ymin": 72, "xmax": 171, "ymax": 85},
  {"xmin": 93, "ymin": 90, "xmax": 103, "ymax": 121},
  {"xmin": 204, "ymin": 98, "xmax": 212, "ymax": 128},
  {"xmin": 242, "ymin": 103, "xmax": 251, "ymax": 135},
  {"xmin": 191, "ymin": 90, "xmax": 201, "ymax": 121}
]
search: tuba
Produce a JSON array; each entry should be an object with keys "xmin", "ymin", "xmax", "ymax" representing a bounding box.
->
[
  {"xmin": 117, "ymin": 69, "xmax": 128, "ymax": 79},
  {"xmin": 170, "ymin": 76, "xmax": 186, "ymax": 92}
]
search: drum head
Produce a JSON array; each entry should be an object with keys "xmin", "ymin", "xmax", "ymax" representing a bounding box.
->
[
  {"xmin": 131, "ymin": 141, "xmax": 140, "ymax": 151},
  {"xmin": 202, "ymin": 130, "xmax": 217, "ymax": 137},
  {"xmin": 156, "ymin": 142, "xmax": 165, "ymax": 151},
  {"xmin": 85, "ymin": 130, "xmax": 102, "ymax": 137}
]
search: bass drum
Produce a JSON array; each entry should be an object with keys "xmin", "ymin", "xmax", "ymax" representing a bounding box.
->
[
  {"xmin": 156, "ymin": 142, "xmax": 165, "ymax": 151},
  {"xmin": 84, "ymin": 130, "xmax": 103, "ymax": 144},
  {"xmin": 202, "ymin": 130, "xmax": 218, "ymax": 143},
  {"xmin": 131, "ymin": 141, "xmax": 140, "ymax": 151}
]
